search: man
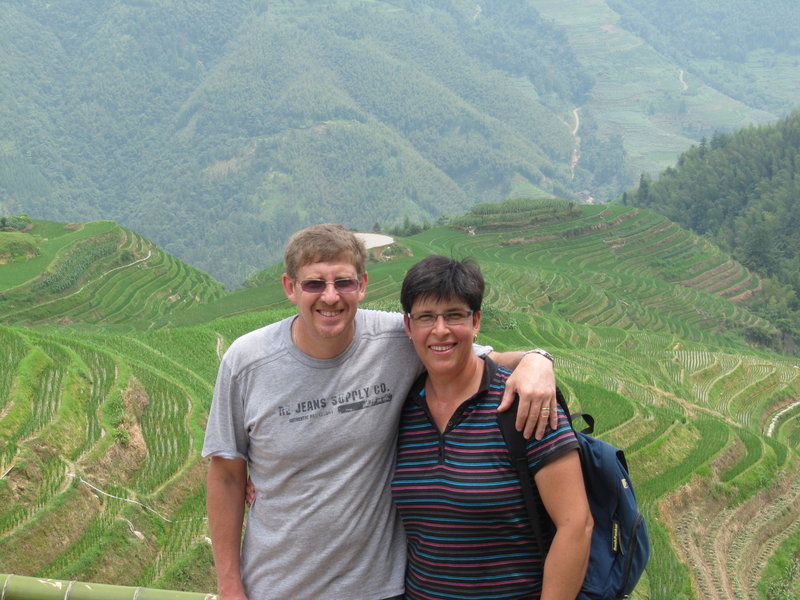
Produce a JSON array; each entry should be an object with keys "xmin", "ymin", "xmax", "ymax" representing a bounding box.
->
[{"xmin": 203, "ymin": 224, "xmax": 557, "ymax": 600}]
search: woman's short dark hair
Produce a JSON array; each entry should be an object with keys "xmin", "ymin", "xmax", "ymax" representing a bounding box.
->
[{"xmin": 400, "ymin": 255, "xmax": 484, "ymax": 314}]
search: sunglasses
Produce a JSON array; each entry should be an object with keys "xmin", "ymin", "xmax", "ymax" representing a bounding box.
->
[{"xmin": 297, "ymin": 278, "xmax": 360, "ymax": 294}]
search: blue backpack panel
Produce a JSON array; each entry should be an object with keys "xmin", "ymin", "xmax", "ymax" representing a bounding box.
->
[{"xmin": 498, "ymin": 388, "xmax": 650, "ymax": 599}]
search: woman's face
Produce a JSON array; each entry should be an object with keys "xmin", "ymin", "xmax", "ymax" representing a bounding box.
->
[{"xmin": 404, "ymin": 296, "xmax": 481, "ymax": 377}]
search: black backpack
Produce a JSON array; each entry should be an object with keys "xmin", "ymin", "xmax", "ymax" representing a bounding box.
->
[{"xmin": 498, "ymin": 388, "xmax": 650, "ymax": 599}]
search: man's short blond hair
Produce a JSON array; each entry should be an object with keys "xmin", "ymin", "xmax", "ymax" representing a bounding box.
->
[{"xmin": 284, "ymin": 224, "xmax": 367, "ymax": 280}]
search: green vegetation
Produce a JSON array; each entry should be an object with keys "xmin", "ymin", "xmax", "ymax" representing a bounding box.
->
[
  {"xmin": 630, "ymin": 111, "xmax": 800, "ymax": 346},
  {"xmin": 1, "ymin": 204, "xmax": 799, "ymax": 597},
  {"xmin": 0, "ymin": 0, "xmax": 594, "ymax": 286},
  {"xmin": 0, "ymin": 215, "xmax": 32, "ymax": 231},
  {"xmin": 0, "ymin": 221, "xmax": 116, "ymax": 292},
  {"xmin": 607, "ymin": 0, "xmax": 800, "ymax": 112},
  {"xmin": 2, "ymin": 2, "xmax": 798, "ymax": 593},
  {"xmin": 532, "ymin": 0, "xmax": 794, "ymax": 183},
  {"xmin": 0, "ymin": 232, "xmax": 38, "ymax": 265},
  {"xmin": 2, "ymin": 0, "xmax": 796, "ymax": 287},
  {"xmin": 0, "ymin": 220, "xmax": 226, "ymax": 325}
]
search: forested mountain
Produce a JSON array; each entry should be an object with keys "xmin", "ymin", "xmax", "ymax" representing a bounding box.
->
[
  {"xmin": 629, "ymin": 111, "xmax": 800, "ymax": 344},
  {"xmin": 1, "ymin": 0, "xmax": 797, "ymax": 286}
]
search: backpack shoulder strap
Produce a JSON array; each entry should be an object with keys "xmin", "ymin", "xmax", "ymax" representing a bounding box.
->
[
  {"xmin": 497, "ymin": 395, "xmax": 548, "ymax": 553},
  {"xmin": 556, "ymin": 387, "xmax": 594, "ymax": 434},
  {"xmin": 499, "ymin": 388, "xmax": 596, "ymax": 552}
]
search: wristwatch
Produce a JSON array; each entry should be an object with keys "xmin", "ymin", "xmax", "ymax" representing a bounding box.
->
[{"xmin": 523, "ymin": 348, "xmax": 554, "ymax": 362}]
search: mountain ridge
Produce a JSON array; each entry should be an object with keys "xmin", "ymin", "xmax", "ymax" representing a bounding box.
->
[{"xmin": 2, "ymin": 0, "xmax": 797, "ymax": 286}]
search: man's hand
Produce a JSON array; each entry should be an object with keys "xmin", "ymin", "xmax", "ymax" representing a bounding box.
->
[
  {"xmin": 245, "ymin": 477, "xmax": 255, "ymax": 507},
  {"xmin": 498, "ymin": 351, "xmax": 557, "ymax": 439}
]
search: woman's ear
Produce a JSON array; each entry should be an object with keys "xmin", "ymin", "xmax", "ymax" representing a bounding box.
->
[{"xmin": 403, "ymin": 313, "xmax": 412, "ymax": 337}]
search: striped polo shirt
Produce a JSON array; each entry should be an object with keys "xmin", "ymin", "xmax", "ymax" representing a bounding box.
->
[{"xmin": 391, "ymin": 358, "xmax": 579, "ymax": 600}]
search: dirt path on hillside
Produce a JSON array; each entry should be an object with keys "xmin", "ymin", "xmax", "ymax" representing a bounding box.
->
[
  {"xmin": 679, "ymin": 69, "xmax": 688, "ymax": 91},
  {"xmin": 68, "ymin": 473, "xmax": 174, "ymax": 522},
  {"xmin": 767, "ymin": 400, "xmax": 800, "ymax": 436},
  {"xmin": 570, "ymin": 108, "xmax": 581, "ymax": 179}
]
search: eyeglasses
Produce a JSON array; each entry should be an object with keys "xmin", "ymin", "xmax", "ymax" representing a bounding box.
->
[
  {"xmin": 297, "ymin": 278, "xmax": 360, "ymax": 294},
  {"xmin": 407, "ymin": 310, "xmax": 474, "ymax": 327}
]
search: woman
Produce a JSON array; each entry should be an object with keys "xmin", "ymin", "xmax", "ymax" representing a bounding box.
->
[{"xmin": 392, "ymin": 255, "xmax": 593, "ymax": 600}]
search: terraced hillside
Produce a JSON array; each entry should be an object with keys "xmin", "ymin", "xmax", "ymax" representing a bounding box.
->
[
  {"xmin": 1, "ymin": 203, "xmax": 798, "ymax": 598},
  {"xmin": 0, "ymin": 220, "xmax": 226, "ymax": 326}
]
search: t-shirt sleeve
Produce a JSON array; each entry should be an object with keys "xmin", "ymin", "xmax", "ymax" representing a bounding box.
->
[
  {"xmin": 201, "ymin": 352, "xmax": 249, "ymax": 461},
  {"xmin": 525, "ymin": 407, "xmax": 579, "ymax": 474},
  {"xmin": 472, "ymin": 342, "xmax": 494, "ymax": 357}
]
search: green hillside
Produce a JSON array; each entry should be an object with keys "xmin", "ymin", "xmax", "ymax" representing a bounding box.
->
[
  {"xmin": 1, "ymin": 0, "xmax": 797, "ymax": 286},
  {"xmin": 533, "ymin": 0, "xmax": 795, "ymax": 177},
  {"xmin": 1, "ymin": 203, "xmax": 798, "ymax": 598},
  {"xmin": 0, "ymin": 219, "xmax": 226, "ymax": 326},
  {"xmin": 629, "ymin": 111, "xmax": 800, "ymax": 345}
]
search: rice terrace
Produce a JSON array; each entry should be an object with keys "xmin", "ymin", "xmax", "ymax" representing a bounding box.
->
[{"xmin": 1, "ymin": 199, "xmax": 799, "ymax": 598}]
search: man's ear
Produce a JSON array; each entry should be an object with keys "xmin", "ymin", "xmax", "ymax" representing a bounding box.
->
[
  {"xmin": 357, "ymin": 271, "xmax": 368, "ymax": 301},
  {"xmin": 403, "ymin": 312, "xmax": 411, "ymax": 337},
  {"xmin": 282, "ymin": 273, "xmax": 298, "ymax": 305}
]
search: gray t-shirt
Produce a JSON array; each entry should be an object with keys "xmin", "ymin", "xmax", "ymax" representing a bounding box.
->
[{"xmin": 202, "ymin": 309, "xmax": 423, "ymax": 600}]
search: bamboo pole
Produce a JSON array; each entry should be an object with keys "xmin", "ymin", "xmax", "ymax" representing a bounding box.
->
[{"xmin": 0, "ymin": 574, "xmax": 217, "ymax": 600}]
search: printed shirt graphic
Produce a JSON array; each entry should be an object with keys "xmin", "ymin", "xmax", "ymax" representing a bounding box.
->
[
  {"xmin": 391, "ymin": 359, "xmax": 578, "ymax": 600},
  {"xmin": 202, "ymin": 309, "xmax": 423, "ymax": 600}
]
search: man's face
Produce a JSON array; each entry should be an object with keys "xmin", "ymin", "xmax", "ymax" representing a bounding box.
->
[{"xmin": 282, "ymin": 259, "xmax": 367, "ymax": 354}]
